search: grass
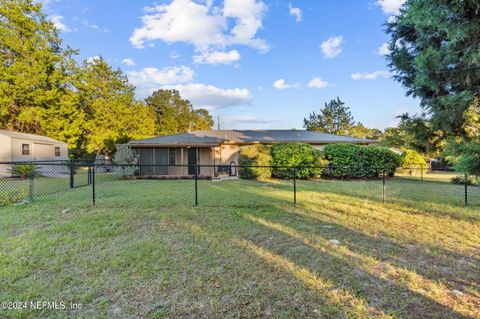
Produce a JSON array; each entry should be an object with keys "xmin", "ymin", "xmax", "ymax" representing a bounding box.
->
[{"xmin": 0, "ymin": 177, "xmax": 479, "ymax": 318}]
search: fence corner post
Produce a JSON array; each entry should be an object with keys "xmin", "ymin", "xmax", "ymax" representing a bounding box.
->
[
  {"xmin": 464, "ymin": 173, "xmax": 468, "ymax": 206},
  {"xmin": 92, "ymin": 161, "xmax": 96, "ymax": 206},
  {"xmin": 69, "ymin": 158, "xmax": 74, "ymax": 189},
  {"xmin": 194, "ymin": 164, "xmax": 198, "ymax": 206}
]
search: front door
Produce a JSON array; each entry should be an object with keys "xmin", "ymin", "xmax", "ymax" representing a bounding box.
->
[{"xmin": 187, "ymin": 148, "xmax": 199, "ymax": 175}]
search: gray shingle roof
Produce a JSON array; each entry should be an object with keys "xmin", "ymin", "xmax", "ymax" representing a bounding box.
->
[
  {"xmin": 0, "ymin": 129, "xmax": 67, "ymax": 144},
  {"xmin": 129, "ymin": 130, "xmax": 375, "ymax": 146}
]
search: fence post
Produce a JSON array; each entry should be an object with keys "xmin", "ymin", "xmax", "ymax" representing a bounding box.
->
[
  {"xmin": 28, "ymin": 173, "xmax": 34, "ymax": 202},
  {"xmin": 464, "ymin": 173, "xmax": 468, "ymax": 206},
  {"xmin": 194, "ymin": 164, "xmax": 198, "ymax": 206},
  {"xmin": 69, "ymin": 158, "xmax": 74, "ymax": 189},
  {"xmin": 420, "ymin": 165, "xmax": 424, "ymax": 181},
  {"xmin": 382, "ymin": 170, "xmax": 386, "ymax": 204},
  {"xmin": 293, "ymin": 168, "xmax": 297, "ymax": 207},
  {"xmin": 87, "ymin": 161, "xmax": 92, "ymax": 185},
  {"xmin": 92, "ymin": 162, "xmax": 96, "ymax": 206}
]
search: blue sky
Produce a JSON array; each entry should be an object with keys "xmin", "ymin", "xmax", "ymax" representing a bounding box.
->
[{"xmin": 41, "ymin": 0, "xmax": 418, "ymax": 130}]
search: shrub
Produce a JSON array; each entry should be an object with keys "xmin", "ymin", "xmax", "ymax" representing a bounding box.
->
[
  {"xmin": 451, "ymin": 175, "xmax": 478, "ymax": 186},
  {"xmin": 0, "ymin": 188, "xmax": 28, "ymax": 206},
  {"xmin": 324, "ymin": 144, "xmax": 401, "ymax": 178},
  {"xmin": 270, "ymin": 143, "xmax": 321, "ymax": 179},
  {"xmin": 113, "ymin": 145, "xmax": 138, "ymax": 178},
  {"xmin": 9, "ymin": 164, "xmax": 38, "ymax": 178},
  {"xmin": 400, "ymin": 149, "xmax": 428, "ymax": 176},
  {"xmin": 238, "ymin": 145, "xmax": 272, "ymax": 179}
]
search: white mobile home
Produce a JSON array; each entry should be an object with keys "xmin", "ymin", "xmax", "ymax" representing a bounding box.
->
[{"xmin": 0, "ymin": 129, "xmax": 68, "ymax": 162}]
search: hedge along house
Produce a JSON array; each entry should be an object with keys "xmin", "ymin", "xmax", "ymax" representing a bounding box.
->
[{"xmin": 128, "ymin": 130, "xmax": 375, "ymax": 177}]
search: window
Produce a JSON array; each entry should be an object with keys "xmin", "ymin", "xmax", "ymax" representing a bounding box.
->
[
  {"xmin": 22, "ymin": 144, "xmax": 30, "ymax": 156},
  {"xmin": 55, "ymin": 147, "xmax": 61, "ymax": 157}
]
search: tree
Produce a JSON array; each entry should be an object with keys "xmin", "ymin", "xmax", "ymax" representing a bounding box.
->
[
  {"xmin": 145, "ymin": 89, "xmax": 213, "ymax": 136},
  {"xmin": 381, "ymin": 127, "xmax": 407, "ymax": 149},
  {"xmin": 385, "ymin": 0, "xmax": 480, "ymax": 136},
  {"xmin": 77, "ymin": 57, "xmax": 154, "ymax": 156},
  {"xmin": 304, "ymin": 97, "xmax": 355, "ymax": 135},
  {"xmin": 396, "ymin": 113, "xmax": 444, "ymax": 157},
  {"xmin": 349, "ymin": 123, "xmax": 383, "ymax": 140},
  {"xmin": 0, "ymin": 0, "xmax": 80, "ymax": 138}
]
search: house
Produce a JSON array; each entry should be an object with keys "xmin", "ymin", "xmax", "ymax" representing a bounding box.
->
[
  {"xmin": 0, "ymin": 129, "xmax": 68, "ymax": 162},
  {"xmin": 128, "ymin": 130, "xmax": 375, "ymax": 177}
]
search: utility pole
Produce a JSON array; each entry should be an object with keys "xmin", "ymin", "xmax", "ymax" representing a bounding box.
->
[{"xmin": 217, "ymin": 116, "xmax": 220, "ymax": 130}]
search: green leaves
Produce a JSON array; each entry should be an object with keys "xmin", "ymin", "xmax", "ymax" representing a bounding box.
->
[
  {"xmin": 145, "ymin": 89, "xmax": 213, "ymax": 136},
  {"xmin": 270, "ymin": 143, "xmax": 321, "ymax": 179},
  {"xmin": 324, "ymin": 144, "xmax": 401, "ymax": 178},
  {"xmin": 304, "ymin": 97, "xmax": 355, "ymax": 135},
  {"xmin": 386, "ymin": 0, "xmax": 480, "ymax": 136}
]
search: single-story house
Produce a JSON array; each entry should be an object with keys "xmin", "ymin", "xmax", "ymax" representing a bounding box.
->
[
  {"xmin": 128, "ymin": 130, "xmax": 375, "ymax": 177},
  {"xmin": 0, "ymin": 129, "xmax": 68, "ymax": 162}
]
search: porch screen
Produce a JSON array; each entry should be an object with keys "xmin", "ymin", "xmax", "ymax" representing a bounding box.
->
[
  {"xmin": 138, "ymin": 148, "xmax": 154, "ymax": 175},
  {"xmin": 154, "ymin": 148, "xmax": 168, "ymax": 175}
]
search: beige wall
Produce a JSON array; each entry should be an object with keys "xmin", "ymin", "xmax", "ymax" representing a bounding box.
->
[
  {"xmin": 214, "ymin": 144, "xmax": 239, "ymax": 166},
  {"xmin": 10, "ymin": 138, "xmax": 68, "ymax": 161},
  {"xmin": 0, "ymin": 135, "xmax": 11, "ymax": 161}
]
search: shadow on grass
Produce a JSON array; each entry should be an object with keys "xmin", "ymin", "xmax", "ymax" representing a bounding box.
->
[
  {"xmin": 182, "ymin": 211, "xmax": 477, "ymax": 318},
  {"xmin": 252, "ymin": 208, "xmax": 479, "ymax": 297}
]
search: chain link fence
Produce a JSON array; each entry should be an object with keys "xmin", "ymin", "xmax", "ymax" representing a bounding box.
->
[{"xmin": 0, "ymin": 161, "xmax": 478, "ymax": 209}]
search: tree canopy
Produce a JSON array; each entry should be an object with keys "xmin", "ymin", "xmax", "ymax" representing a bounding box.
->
[
  {"xmin": 385, "ymin": 0, "xmax": 480, "ymax": 136},
  {"xmin": 0, "ymin": 0, "xmax": 214, "ymax": 157},
  {"xmin": 385, "ymin": 0, "xmax": 480, "ymax": 174},
  {"xmin": 146, "ymin": 89, "xmax": 213, "ymax": 136},
  {"xmin": 303, "ymin": 97, "xmax": 355, "ymax": 135}
]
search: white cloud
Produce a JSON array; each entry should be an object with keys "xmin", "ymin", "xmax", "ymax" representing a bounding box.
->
[
  {"xmin": 273, "ymin": 79, "xmax": 301, "ymax": 90},
  {"xmin": 127, "ymin": 66, "xmax": 195, "ymax": 95},
  {"xmin": 122, "ymin": 58, "xmax": 136, "ymax": 67},
  {"xmin": 223, "ymin": 115, "xmax": 283, "ymax": 124},
  {"xmin": 376, "ymin": 0, "xmax": 406, "ymax": 15},
  {"xmin": 129, "ymin": 0, "xmax": 268, "ymax": 62},
  {"xmin": 351, "ymin": 70, "xmax": 390, "ymax": 80},
  {"xmin": 163, "ymin": 83, "xmax": 252, "ymax": 109},
  {"xmin": 81, "ymin": 19, "xmax": 109, "ymax": 32},
  {"xmin": 377, "ymin": 42, "xmax": 391, "ymax": 56},
  {"xmin": 288, "ymin": 3, "xmax": 302, "ymax": 23},
  {"xmin": 320, "ymin": 36, "xmax": 343, "ymax": 59},
  {"xmin": 193, "ymin": 50, "xmax": 241, "ymax": 65},
  {"xmin": 86, "ymin": 56, "xmax": 100, "ymax": 63},
  {"xmin": 308, "ymin": 77, "xmax": 329, "ymax": 89},
  {"xmin": 50, "ymin": 15, "xmax": 70, "ymax": 32}
]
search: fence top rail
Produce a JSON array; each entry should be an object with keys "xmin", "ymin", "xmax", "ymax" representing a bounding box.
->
[{"xmin": 0, "ymin": 161, "xmax": 470, "ymax": 175}]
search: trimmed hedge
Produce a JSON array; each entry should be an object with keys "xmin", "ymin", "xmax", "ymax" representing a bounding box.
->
[
  {"xmin": 238, "ymin": 145, "xmax": 272, "ymax": 179},
  {"xmin": 271, "ymin": 143, "xmax": 322, "ymax": 179},
  {"xmin": 324, "ymin": 144, "xmax": 401, "ymax": 178}
]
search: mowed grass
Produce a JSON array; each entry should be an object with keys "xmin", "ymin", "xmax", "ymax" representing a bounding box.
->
[{"xmin": 0, "ymin": 178, "xmax": 479, "ymax": 318}]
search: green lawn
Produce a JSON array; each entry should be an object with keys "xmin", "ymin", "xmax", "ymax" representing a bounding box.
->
[{"xmin": 0, "ymin": 178, "xmax": 479, "ymax": 318}]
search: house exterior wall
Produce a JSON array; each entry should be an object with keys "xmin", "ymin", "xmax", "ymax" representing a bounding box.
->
[
  {"xmin": 9, "ymin": 138, "xmax": 68, "ymax": 162},
  {"xmin": 214, "ymin": 144, "xmax": 239, "ymax": 166},
  {"xmin": 0, "ymin": 135, "xmax": 12, "ymax": 161}
]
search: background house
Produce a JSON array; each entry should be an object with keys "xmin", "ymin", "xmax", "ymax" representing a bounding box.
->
[
  {"xmin": 0, "ymin": 130, "xmax": 68, "ymax": 162},
  {"xmin": 128, "ymin": 130, "xmax": 375, "ymax": 176}
]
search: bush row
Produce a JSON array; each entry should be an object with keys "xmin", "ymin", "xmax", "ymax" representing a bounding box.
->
[
  {"xmin": 324, "ymin": 144, "xmax": 401, "ymax": 178},
  {"xmin": 239, "ymin": 143, "xmax": 402, "ymax": 180}
]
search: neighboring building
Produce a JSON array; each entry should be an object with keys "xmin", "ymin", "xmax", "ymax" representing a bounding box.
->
[
  {"xmin": 0, "ymin": 129, "xmax": 68, "ymax": 162},
  {"xmin": 128, "ymin": 130, "xmax": 375, "ymax": 177}
]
